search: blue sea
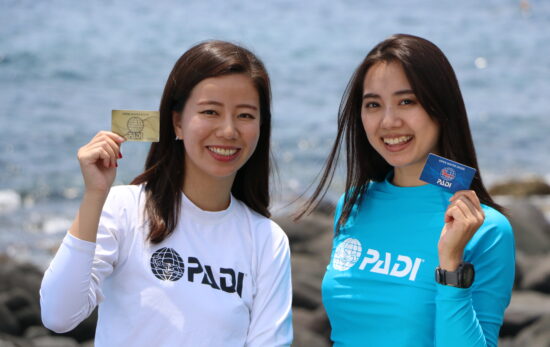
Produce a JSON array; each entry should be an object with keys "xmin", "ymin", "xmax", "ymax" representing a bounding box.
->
[{"xmin": 1, "ymin": 0, "xmax": 549, "ymax": 266}]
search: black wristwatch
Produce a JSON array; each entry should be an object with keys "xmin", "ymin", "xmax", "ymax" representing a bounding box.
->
[{"xmin": 435, "ymin": 262, "xmax": 475, "ymax": 288}]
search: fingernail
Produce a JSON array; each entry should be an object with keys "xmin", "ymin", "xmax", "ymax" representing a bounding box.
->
[
  {"xmin": 115, "ymin": 162, "xmax": 118, "ymax": 168},
  {"xmin": 118, "ymin": 152, "xmax": 123, "ymax": 159}
]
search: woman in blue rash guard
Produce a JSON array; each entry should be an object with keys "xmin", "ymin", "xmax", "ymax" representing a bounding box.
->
[{"xmin": 299, "ymin": 34, "xmax": 515, "ymax": 347}]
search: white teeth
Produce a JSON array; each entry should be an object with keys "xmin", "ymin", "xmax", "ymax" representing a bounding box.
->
[
  {"xmin": 383, "ymin": 136, "xmax": 412, "ymax": 145},
  {"xmin": 208, "ymin": 147, "xmax": 238, "ymax": 156}
]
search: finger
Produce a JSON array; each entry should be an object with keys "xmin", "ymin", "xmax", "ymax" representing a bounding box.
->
[
  {"xmin": 454, "ymin": 196, "xmax": 478, "ymax": 219},
  {"xmin": 445, "ymin": 202, "xmax": 467, "ymax": 224},
  {"xmin": 91, "ymin": 134, "xmax": 122, "ymax": 167},
  {"xmin": 88, "ymin": 141, "xmax": 117, "ymax": 167},
  {"xmin": 450, "ymin": 190, "xmax": 484, "ymax": 215},
  {"xmin": 95, "ymin": 130, "xmax": 126, "ymax": 144}
]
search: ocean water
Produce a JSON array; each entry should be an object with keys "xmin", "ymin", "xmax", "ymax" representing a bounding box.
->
[{"xmin": 1, "ymin": 0, "xmax": 549, "ymax": 265}]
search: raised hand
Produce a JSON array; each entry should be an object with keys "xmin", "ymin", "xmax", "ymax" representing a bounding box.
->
[
  {"xmin": 438, "ymin": 190, "xmax": 485, "ymax": 271},
  {"xmin": 77, "ymin": 131, "xmax": 125, "ymax": 195}
]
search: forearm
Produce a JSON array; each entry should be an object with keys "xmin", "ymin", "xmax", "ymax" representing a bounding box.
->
[
  {"xmin": 40, "ymin": 234, "xmax": 98, "ymax": 333},
  {"xmin": 69, "ymin": 190, "xmax": 109, "ymax": 242}
]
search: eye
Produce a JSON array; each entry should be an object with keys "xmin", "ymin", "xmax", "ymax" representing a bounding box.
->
[
  {"xmin": 364, "ymin": 101, "xmax": 380, "ymax": 109},
  {"xmin": 200, "ymin": 110, "xmax": 218, "ymax": 116},
  {"xmin": 399, "ymin": 98, "xmax": 415, "ymax": 105},
  {"xmin": 238, "ymin": 113, "xmax": 257, "ymax": 120}
]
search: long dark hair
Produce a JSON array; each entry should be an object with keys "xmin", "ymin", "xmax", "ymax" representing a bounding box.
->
[
  {"xmin": 132, "ymin": 40, "xmax": 272, "ymax": 243},
  {"xmin": 300, "ymin": 33, "xmax": 502, "ymax": 230}
]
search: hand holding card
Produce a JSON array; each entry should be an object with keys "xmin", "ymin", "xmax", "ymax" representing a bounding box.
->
[{"xmin": 419, "ymin": 153, "xmax": 476, "ymax": 193}]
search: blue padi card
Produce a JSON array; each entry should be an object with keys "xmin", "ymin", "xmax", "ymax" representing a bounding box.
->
[{"xmin": 419, "ymin": 153, "xmax": 476, "ymax": 193}]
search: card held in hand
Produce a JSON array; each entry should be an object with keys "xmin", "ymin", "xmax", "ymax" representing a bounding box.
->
[
  {"xmin": 419, "ymin": 153, "xmax": 476, "ymax": 193},
  {"xmin": 112, "ymin": 110, "xmax": 160, "ymax": 142}
]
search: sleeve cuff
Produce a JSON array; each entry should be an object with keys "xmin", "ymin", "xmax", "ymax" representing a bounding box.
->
[{"xmin": 63, "ymin": 232, "xmax": 97, "ymax": 254}]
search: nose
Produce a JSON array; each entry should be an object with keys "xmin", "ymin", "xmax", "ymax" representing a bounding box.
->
[
  {"xmin": 380, "ymin": 105, "xmax": 403, "ymax": 129},
  {"xmin": 217, "ymin": 114, "xmax": 238, "ymax": 140}
]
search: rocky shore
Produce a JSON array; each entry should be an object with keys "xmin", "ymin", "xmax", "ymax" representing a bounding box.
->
[{"xmin": 1, "ymin": 178, "xmax": 549, "ymax": 346}]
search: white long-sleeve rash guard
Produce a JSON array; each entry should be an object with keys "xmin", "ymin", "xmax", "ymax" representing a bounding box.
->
[{"xmin": 40, "ymin": 185, "xmax": 293, "ymax": 347}]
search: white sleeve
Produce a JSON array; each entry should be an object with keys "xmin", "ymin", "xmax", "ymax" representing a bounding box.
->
[
  {"xmin": 39, "ymin": 188, "xmax": 128, "ymax": 333},
  {"xmin": 245, "ymin": 222, "xmax": 293, "ymax": 347}
]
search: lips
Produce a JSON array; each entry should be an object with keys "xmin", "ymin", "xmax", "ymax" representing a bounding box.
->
[
  {"xmin": 207, "ymin": 146, "xmax": 241, "ymax": 161},
  {"xmin": 381, "ymin": 135, "xmax": 413, "ymax": 152}
]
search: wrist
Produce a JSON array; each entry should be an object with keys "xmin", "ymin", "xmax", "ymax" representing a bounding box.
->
[{"xmin": 82, "ymin": 188, "xmax": 110, "ymax": 202}]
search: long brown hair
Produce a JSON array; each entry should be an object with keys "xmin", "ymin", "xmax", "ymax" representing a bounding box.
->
[
  {"xmin": 299, "ymin": 34, "xmax": 502, "ymax": 230},
  {"xmin": 132, "ymin": 40, "xmax": 272, "ymax": 243}
]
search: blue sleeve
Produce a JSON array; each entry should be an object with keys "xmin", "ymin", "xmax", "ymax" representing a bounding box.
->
[{"xmin": 435, "ymin": 208, "xmax": 515, "ymax": 347}]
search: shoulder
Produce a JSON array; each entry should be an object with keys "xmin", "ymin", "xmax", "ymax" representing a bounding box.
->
[
  {"xmin": 235, "ymin": 200, "xmax": 289, "ymax": 247},
  {"xmin": 105, "ymin": 184, "xmax": 144, "ymax": 207},
  {"xmin": 480, "ymin": 205, "xmax": 513, "ymax": 236},
  {"xmin": 469, "ymin": 205, "xmax": 514, "ymax": 252}
]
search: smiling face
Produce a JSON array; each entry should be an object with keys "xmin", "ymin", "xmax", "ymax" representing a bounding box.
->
[
  {"xmin": 361, "ymin": 61, "xmax": 440, "ymax": 183},
  {"xmin": 173, "ymin": 74, "xmax": 261, "ymax": 189}
]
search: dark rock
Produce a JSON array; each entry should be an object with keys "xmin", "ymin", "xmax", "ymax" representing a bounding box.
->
[
  {"xmin": 501, "ymin": 291, "xmax": 550, "ymax": 336},
  {"xmin": 292, "ymin": 308, "xmax": 331, "ymax": 347},
  {"xmin": 303, "ymin": 306, "xmax": 331, "ymax": 339},
  {"xmin": 24, "ymin": 326, "xmax": 50, "ymax": 339},
  {"xmin": 13, "ymin": 306, "xmax": 41, "ymax": 331},
  {"xmin": 51, "ymin": 307, "xmax": 98, "ymax": 343},
  {"xmin": 498, "ymin": 337, "xmax": 515, "ymax": 347},
  {"xmin": 490, "ymin": 178, "xmax": 550, "ymax": 197},
  {"xmin": 291, "ymin": 328, "xmax": 331, "ymax": 347},
  {"xmin": 0, "ymin": 256, "xmax": 42, "ymax": 304},
  {"xmin": 0, "ymin": 289, "xmax": 36, "ymax": 312},
  {"xmin": 32, "ymin": 336, "xmax": 79, "ymax": 347},
  {"xmin": 0, "ymin": 333, "xmax": 33, "ymax": 347},
  {"xmin": 521, "ymin": 253, "xmax": 550, "ymax": 294},
  {"xmin": 503, "ymin": 200, "xmax": 550, "ymax": 254},
  {"xmin": 291, "ymin": 255, "xmax": 326, "ymax": 309},
  {"xmin": 513, "ymin": 313, "xmax": 550, "ymax": 347},
  {"xmin": 276, "ymin": 212, "xmax": 333, "ymax": 253},
  {"xmin": 0, "ymin": 303, "xmax": 20, "ymax": 335}
]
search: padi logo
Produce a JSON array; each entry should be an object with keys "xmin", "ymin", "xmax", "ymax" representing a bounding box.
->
[
  {"xmin": 437, "ymin": 167, "xmax": 456, "ymax": 188},
  {"xmin": 333, "ymin": 238, "xmax": 362, "ymax": 271},
  {"xmin": 150, "ymin": 247, "xmax": 245, "ymax": 297},
  {"xmin": 333, "ymin": 238, "xmax": 424, "ymax": 281},
  {"xmin": 440, "ymin": 167, "xmax": 456, "ymax": 181}
]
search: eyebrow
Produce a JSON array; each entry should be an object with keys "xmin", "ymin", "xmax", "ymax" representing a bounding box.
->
[
  {"xmin": 197, "ymin": 100, "xmax": 258, "ymax": 111},
  {"xmin": 363, "ymin": 89, "xmax": 415, "ymax": 99}
]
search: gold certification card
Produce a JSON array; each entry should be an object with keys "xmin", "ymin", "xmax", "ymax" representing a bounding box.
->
[{"xmin": 111, "ymin": 110, "xmax": 160, "ymax": 142}]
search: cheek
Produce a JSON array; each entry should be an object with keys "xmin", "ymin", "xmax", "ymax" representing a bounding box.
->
[{"xmin": 361, "ymin": 115, "xmax": 378, "ymax": 143}]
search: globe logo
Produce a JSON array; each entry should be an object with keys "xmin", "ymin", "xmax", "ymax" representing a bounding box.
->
[
  {"xmin": 150, "ymin": 247, "xmax": 185, "ymax": 281},
  {"xmin": 333, "ymin": 238, "xmax": 362, "ymax": 271},
  {"xmin": 127, "ymin": 117, "xmax": 144, "ymax": 133},
  {"xmin": 440, "ymin": 167, "xmax": 456, "ymax": 181}
]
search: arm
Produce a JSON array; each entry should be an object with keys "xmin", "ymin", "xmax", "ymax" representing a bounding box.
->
[
  {"xmin": 39, "ymin": 131, "xmax": 124, "ymax": 332},
  {"xmin": 435, "ymin": 192, "xmax": 515, "ymax": 346},
  {"xmin": 245, "ymin": 222, "xmax": 293, "ymax": 347}
]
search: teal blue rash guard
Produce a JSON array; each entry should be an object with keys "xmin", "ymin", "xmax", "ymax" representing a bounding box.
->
[{"xmin": 322, "ymin": 176, "xmax": 515, "ymax": 347}]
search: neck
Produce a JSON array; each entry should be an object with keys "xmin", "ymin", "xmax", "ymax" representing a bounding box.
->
[
  {"xmin": 182, "ymin": 174, "xmax": 234, "ymax": 211},
  {"xmin": 392, "ymin": 163, "xmax": 428, "ymax": 187}
]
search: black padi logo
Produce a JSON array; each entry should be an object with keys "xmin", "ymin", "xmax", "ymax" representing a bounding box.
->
[
  {"xmin": 150, "ymin": 247, "xmax": 245, "ymax": 297},
  {"xmin": 150, "ymin": 247, "xmax": 185, "ymax": 281}
]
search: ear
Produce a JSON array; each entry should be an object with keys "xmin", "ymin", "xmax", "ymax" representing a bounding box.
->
[{"xmin": 172, "ymin": 111, "xmax": 183, "ymax": 139}]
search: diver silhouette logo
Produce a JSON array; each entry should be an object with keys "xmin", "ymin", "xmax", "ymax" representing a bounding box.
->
[
  {"xmin": 333, "ymin": 238, "xmax": 362, "ymax": 271},
  {"xmin": 150, "ymin": 247, "xmax": 185, "ymax": 281}
]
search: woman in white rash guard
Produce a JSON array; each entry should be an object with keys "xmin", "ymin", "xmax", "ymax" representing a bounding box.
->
[{"xmin": 40, "ymin": 40, "xmax": 293, "ymax": 347}]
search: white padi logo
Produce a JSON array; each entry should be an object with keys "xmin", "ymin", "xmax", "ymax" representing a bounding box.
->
[
  {"xmin": 333, "ymin": 238, "xmax": 424, "ymax": 281},
  {"xmin": 333, "ymin": 238, "xmax": 362, "ymax": 271}
]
